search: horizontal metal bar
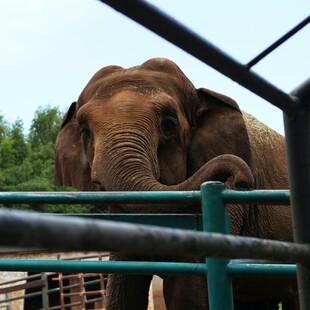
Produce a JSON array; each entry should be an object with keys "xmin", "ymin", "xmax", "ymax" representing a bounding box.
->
[
  {"xmin": 0, "ymin": 209, "xmax": 309, "ymax": 263},
  {"xmin": 0, "ymin": 190, "xmax": 290, "ymax": 205},
  {"xmin": 60, "ymin": 279, "xmax": 104, "ymax": 291},
  {"xmin": 0, "ymin": 191, "xmax": 200, "ymax": 205},
  {"xmin": 100, "ymin": 0, "xmax": 297, "ymax": 114},
  {"xmin": 0, "ymin": 279, "xmax": 45, "ymax": 294},
  {"xmin": 61, "ymin": 214, "xmax": 203, "ymax": 230},
  {"xmin": 0, "ymin": 259, "xmax": 206, "ymax": 276},
  {"xmin": 227, "ymin": 263, "xmax": 296, "ymax": 278},
  {"xmin": 0, "ymin": 290, "xmax": 43, "ymax": 303},
  {"xmin": 0, "ymin": 273, "xmax": 42, "ymax": 286},
  {"xmin": 0, "ymin": 259, "xmax": 297, "ymax": 279},
  {"xmin": 221, "ymin": 190, "xmax": 290, "ymax": 205},
  {"xmin": 246, "ymin": 15, "xmax": 310, "ymax": 68}
]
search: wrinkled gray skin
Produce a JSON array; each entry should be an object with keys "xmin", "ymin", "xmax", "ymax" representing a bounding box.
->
[{"xmin": 54, "ymin": 58, "xmax": 297, "ymax": 309}]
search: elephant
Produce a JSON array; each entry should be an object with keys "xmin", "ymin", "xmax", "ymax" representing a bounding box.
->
[{"xmin": 54, "ymin": 58, "xmax": 297, "ymax": 309}]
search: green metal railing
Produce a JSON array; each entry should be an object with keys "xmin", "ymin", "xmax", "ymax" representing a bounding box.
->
[{"xmin": 0, "ymin": 182, "xmax": 301, "ymax": 309}]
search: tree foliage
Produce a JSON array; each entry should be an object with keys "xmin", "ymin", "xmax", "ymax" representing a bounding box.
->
[{"xmin": 0, "ymin": 106, "xmax": 102, "ymax": 213}]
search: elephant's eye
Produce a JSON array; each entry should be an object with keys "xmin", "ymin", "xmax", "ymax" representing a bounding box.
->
[
  {"xmin": 80, "ymin": 125, "xmax": 94, "ymax": 160},
  {"xmin": 80, "ymin": 126, "xmax": 93, "ymax": 148},
  {"xmin": 81, "ymin": 126, "xmax": 91, "ymax": 138},
  {"xmin": 161, "ymin": 118, "xmax": 177, "ymax": 137}
]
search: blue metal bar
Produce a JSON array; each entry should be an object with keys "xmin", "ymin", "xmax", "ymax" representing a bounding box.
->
[
  {"xmin": 221, "ymin": 189, "xmax": 290, "ymax": 205},
  {"xmin": 0, "ymin": 191, "xmax": 200, "ymax": 205},
  {"xmin": 0, "ymin": 260, "xmax": 207, "ymax": 276},
  {"xmin": 0, "ymin": 190, "xmax": 291, "ymax": 205},
  {"xmin": 227, "ymin": 263, "xmax": 296, "ymax": 278},
  {"xmin": 0, "ymin": 259, "xmax": 297, "ymax": 278}
]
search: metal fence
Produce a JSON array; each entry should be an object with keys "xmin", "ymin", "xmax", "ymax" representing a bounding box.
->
[
  {"xmin": 0, "ymin": 272, "xmax": 50, "ymax": 309},
  {"xmin": 0, "ymin": 1, "xmax": 309, "ymax": 309},
  {"xmin": 0, "ymin": 182, "xmax": 305, "ymax": 309},
  {"xmin": 0, "ymin": 254, "xmax": 108, "ymax": 309}
]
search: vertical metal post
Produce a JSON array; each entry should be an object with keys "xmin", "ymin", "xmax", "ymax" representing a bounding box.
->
[
  {"xmin": 201, "ymin": 182, "xmax": 234, "ymax": 310},
  {"xmin": 41, "ymin": 272, "xmax": 49, "ymax": 309},
  {"xmin": 284, "ymin": 78, "xmax": 310, "ymax": 310}
]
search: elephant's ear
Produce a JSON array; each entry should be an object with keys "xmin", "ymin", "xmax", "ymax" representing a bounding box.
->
[
  {"xmin": 54, "ymin": 102, "xmax": 93, "ymax": 190},
  {"xmin": 187, "ymin": 88, "xmax": 254, "ymax": 176},
  {"xmin": 197, "ymin": 88, "xmax": 241, "ymax": 110},
  {"xmin": 60, "ymin": 101, "xmax": 77, "ymax": 129}
]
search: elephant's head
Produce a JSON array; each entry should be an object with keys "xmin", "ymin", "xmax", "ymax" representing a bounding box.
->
[
  {"xmin": 54, "ymin": 102, "xmax": 92, "ymax": 190},
  {"xmin": 54, "ymin": 58, "xmax": 254, "ymax": 203}
]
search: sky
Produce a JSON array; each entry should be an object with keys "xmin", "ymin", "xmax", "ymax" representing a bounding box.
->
[{"xmin": 0, "ymin": 0, "xmax": 309, "ymax": 135}]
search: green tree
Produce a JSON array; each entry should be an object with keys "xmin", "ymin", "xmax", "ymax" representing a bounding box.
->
[
  {"xmin": 28, "ymin": 106, "xmax": 62, "ymax": 151},
  {"xmin": 0, "ymin": 106, "xmax": 104, "ymax": 213},
  {"xmin": 0, "ymin": 115, "xmax": 11, "ymax": 169},
  {"xmin": 10, "ymin": 119, "xmax": 28, "ymax": 166},
  {"xmin": 0, "ymin": 115, "xmax": 9, "ymax": 143}
]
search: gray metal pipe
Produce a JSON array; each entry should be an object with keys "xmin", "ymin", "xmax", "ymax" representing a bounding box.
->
[
  {"xmin": 99, "ymin": 0, "xmax": 296, "ymax": 115},
  {"xmin": 246, "ymin": 15, "xmax": 310, "ymax": 68},
  {"xmin": 0, "ymin": 208, "xmax": 310, "ymax": 263},
  {"xmin": 284, "ymin": 78, "xmax": 310, "ymax": 309}
]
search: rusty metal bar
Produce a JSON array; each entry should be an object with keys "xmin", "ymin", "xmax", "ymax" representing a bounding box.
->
[
  {"xmin": 284, "ymin": 78, "xmax": 310, "ymax": 309},
  {"xmin": 0, "ymin": 277, "xmax": 103, "ymax": 304},
  {"xmin": 99, "ymin": 0, "xmax": 296, "ymax": 114},
  {"xmin": 0, "ymin": 207, "xmax": 310, "ymax": 262},
  {"xmin": 0, "ymin": 279, "xmax": 45, "ymax": 294},
  {"xmin": 246, "ymin": 15, "xmax": 310, "ymax": 68}
]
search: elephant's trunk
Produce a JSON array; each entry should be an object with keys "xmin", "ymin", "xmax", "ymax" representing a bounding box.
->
[
  {"xmin": 166, "ymin": 154, "xmax": 254, "ymax": 191},
  {"xmin": 92, "ymin": 129, "xmax": 253, "ymax": 214},
  {"xmin": 96, "ymin": 141, "xmax": 253, "ymax": 192},
  {"xmin": 91, "ymin": 119, "xmax": 253, "ymax": 194}
]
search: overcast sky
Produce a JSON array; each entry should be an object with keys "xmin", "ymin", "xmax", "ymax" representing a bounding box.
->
[{"xmin": 1, "ymin": 0, "xmax": 309, "ymax": 135}]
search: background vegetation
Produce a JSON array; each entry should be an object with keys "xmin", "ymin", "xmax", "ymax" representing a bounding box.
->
[{"xmin": 0, "ymin": 106, "xmax": 102, "ymax": 213}]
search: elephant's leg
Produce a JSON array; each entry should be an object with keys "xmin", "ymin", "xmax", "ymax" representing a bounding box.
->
[
  {"xmin": 105, "ymin": 253, "xmax": 153, "ymax": 310},
  {"xmin": 105, "ymin": 273, "xmax": 153, "ymax": 310},
  {"xmin": 163, "ymin": 275, "xmax": 208, "ymax": 310},
  {"xmin": 282, "ymin": 296, "xmax": 299, "ymax": 310}
]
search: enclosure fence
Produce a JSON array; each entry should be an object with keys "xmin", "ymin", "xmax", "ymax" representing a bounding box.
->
[
  {"xmin": 0, "ymin": 0, "xmax": 309, "ymax": 309},
  {"xmin": 0, "ymin": 183, "xmax": 303, "ymax": 309}
]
